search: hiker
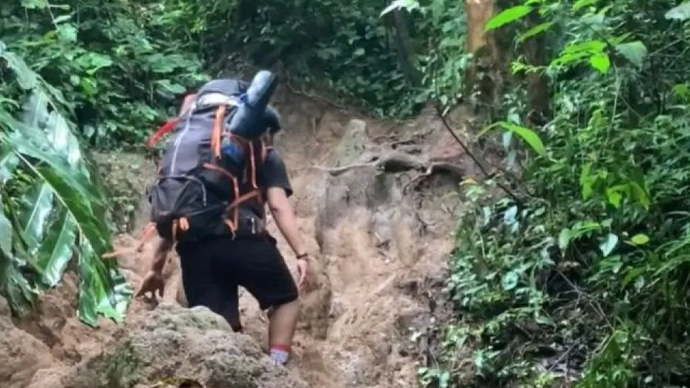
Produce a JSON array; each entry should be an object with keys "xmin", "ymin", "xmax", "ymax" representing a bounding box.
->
[{"xmin": 135, "ymin": 71, "xmax": 310, "ymax": 366}]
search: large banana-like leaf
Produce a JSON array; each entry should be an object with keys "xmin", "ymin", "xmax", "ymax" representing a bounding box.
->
[
  {"xmin": 36, "ymin": 208, "xmax": 77, "ymax": 287},
  {"xmin": 0, "ymin": 42, "xmax": 132, "ymax": 326},
  {"xmin": 1, "ymin": 107, "xmax": 132, "ymax": 326},
  {"xmin": 0, "ymin": 192, "xmax": 37, "ymax": 316},
  {"xmin": 0, "ymin": 144, "xmax": 19, "ymax": 184},
  {"xmin": 19, "ymin": 182, "xmax": 54, "ymax": 254}
]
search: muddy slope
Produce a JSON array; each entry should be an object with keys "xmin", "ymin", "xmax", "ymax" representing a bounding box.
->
[{"xmin": 5, "ymin": 86, "xmax": 476, "ymax": 388}]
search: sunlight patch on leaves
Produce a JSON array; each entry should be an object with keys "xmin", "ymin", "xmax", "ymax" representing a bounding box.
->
[
  {"xmin": 665, "ymin": 2, "xmax": 690, "ymax": 21},
  {"xmin": 485, "ymin": 5, "xmax": 532, "ymax": 32},
  {"xmin": 615, "ymin": 41, "xmax": 648, "ymax": 67}
]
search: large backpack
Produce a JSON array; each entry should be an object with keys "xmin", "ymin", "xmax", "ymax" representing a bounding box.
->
[{"xmin": 142, "ymin": 71, "xmax": 280, "ymax": 245}]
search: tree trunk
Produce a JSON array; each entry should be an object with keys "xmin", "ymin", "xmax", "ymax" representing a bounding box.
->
[
  {"xmin": 464, "ymin": 0, "xmax": 499, "ymax": 114},
  {"xmin": 392, "ymin": 9, "xmax": 420, "ymax": 86},
  {"xmin": 522, "ymin": 12, "xmax": 551, "ymax": 126}
]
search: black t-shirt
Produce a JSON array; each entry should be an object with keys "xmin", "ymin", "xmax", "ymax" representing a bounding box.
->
[
  {"xmin": 259, "ymin": 149, "xmax": 293, "ymax": 197},
  {"xmin": 239, "ymin": 149, "xmax": 293, "ymax": 218}
]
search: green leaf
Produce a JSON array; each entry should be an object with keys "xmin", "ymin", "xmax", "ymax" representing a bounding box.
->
[
  {"xmin": 631, "ymin": 234, "xmax": 650, "ymax": 245},
  {"xmin": 497, "ymin": 122, "xmax": 545, "ymax": 155},
  {"xmin": 558, "ymin": 228, "xmax": 571, "ymax": 252},
  {"xmin": 380, "ymin": 0, "xmax": 420, "ymax": 17},
  {"xmin": 589, "ymin": 53, "xmax": 611, "ymax": 73},
  {"xmin": 438, "ymin": 371, "xmax": 450, "ymax": 388},
  {"xmin": 77, "ymin": 233, "xmax": 131, "ymax": 326},
  {"xmin": 20, "ymin": 0, "xmax": 48, "ymax": 9},
  {"xmin": 517, "ymin": 21, "xmax": 554, "ymax": 43},
  {"xmin": 485, "ymin": 6, "xmax": 532, "ymax": 32},
  {"xmin": 77, "ymin": 53, "xmax": 113, "ymax": 75},
  {"xmin": 559, "ymin": 40, "xmax": 606, "ymax": 56},
  {"xmin": 672, "ymin": 83, "xmax": 690, "ymax": 98},
  {"xmin": 606, "ymin": 186, "xmax": 624, "ymax": 208},
  {"xmin": 0, "ymin": 205, "xmax": 13, "ymax": 257},
  {"xmin": 573, "ymin": 0, "xmax": 603, "ymax": 11},
  {"xmin": 21, "ymin": 91, "xmax": 81, "ymax": 165},
  {"xmin": 0, "ymin": 69, "xmax": 131, "ymax": 325},
  {"xmin": 0, "ymin": 145, "xmax": 19, "ymax": 184},
  {"xmin": 2, "ymin": 125, "xmax": 128, "ymax": 325},
  {"xmin": 599, "ymin": 233, "xmax": 619, "ymax": 257},
  {"xmin": 615, "ymin": 41, "xmax": 647, "ymax": 67},
  {"xmin": 579, "ymin": 164, "xmax": 595, "ymax": 199},
  {"xmin": 53, "ymin": 14, "xmax": 74, "ymax": 24},
  {"xmin": 57, "ymin": 24, "xmax": 78, "ymax": 43},
  {"xmin": 502, "ymin": 271, "xmax": 519, "ymax": 291},
  {"xmin": 19, "ymin": 183, "xmax": 54, "ymax": 254},
  {"xmin": 0, "ymin": 250, "xmax": 37, "ymax": 316},
  {"xmin": 665, "ymin": 2, "xmax": 690, "ymax": 20},
  {"xmin": 1, "ymin": 51, "xmax": 38, "ymax": 90},
  {"xmin": 155, "ymin": 79, "xmax": 186, "ymax": 95},
  {"xmin": 36, "ymin": 210, "xmax": 77, "ymax": 287}
]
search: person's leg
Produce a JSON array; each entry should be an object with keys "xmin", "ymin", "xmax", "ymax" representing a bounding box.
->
[
  {"xmin": 177, "ymin": 239, "xmax": 239, "ymax": 329},
  {"xmin": 216, "ymin": 287, "xmax": 242, "ymax": 332},
  {"xmin": 232, "ymin": 236, "xmax": 300, "ymax": 364},
  {"xmin": 265, "ymin": 298, "xmax": 300, "ymax": 363}
]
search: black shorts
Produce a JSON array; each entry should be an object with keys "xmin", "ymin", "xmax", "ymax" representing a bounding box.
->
[{"xmin": 176, "ymin": 234, "xmax": 299, "ymax": 330}]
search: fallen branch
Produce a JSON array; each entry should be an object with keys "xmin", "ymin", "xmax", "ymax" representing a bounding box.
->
[
  {"xmin": 434, "ymin": 105, "xmax": 524, "ymax": 206},
  {"xmin": 312, "ymin": 162, "xmax": 377, "ymax": 176},
  {"xmin": 285, "ymin": 70, "xmax": 349, "ymax": 110}
]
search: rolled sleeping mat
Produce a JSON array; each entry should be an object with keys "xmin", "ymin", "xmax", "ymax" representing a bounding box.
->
[{"xmin": 227, "ymin": 70, "xmax": 279, "ymax": 139}]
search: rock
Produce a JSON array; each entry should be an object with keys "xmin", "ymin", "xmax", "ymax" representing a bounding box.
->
[
  {"xmin": 328, "ymin": 119, "xmax": 368, "ymax": 166},
  {"xmin": 62, "ymin": 302, "xmax": 309, "ymax": 388},
  {"xmin": 27, "ymin": 367, "xmax": 71, "ymax": 388},
  {"xmin": 92, "ymin": 152, "xmax": 156, "ymax": 233}
]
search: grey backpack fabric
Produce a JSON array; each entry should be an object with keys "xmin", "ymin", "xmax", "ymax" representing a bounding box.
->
[{"xmin": 147, "ymin": 73, "xmax": 280, "ymax": 243}]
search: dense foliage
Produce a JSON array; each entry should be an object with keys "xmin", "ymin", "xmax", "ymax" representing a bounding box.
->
[
  {"xmin": 0, "ymin": 0, "xmax": 211, "ymax": 325},
  {"xmin": 0, "ymin": 41, "xmax": 131, "ymax": 326},
  {"xmin": 413, "ymin": 1, "xmax": 690, "ymax": 387}
]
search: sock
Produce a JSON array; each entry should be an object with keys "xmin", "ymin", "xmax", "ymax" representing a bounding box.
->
[{"xmin": 269, "ymin": 344, "xmax": 290, "ymax": 365}]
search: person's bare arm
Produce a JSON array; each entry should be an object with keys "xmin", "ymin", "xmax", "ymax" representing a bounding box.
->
[
  {"xmin": 267, "ymin": 187, "xmax": 306, "ymax": 256},
  {"xmin": 150, "ymin": 237, "xmax": 173, "ymax": 274},
  {"xmin": 136, "ymin": 237, "xmax": 172, "ymax": 299}
]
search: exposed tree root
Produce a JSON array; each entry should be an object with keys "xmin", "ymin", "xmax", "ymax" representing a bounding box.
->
[
  {"xmin": 402, "ymin": 162, "xmax": 464, "ymax": 193},
  {"xmin": 312, "ymin": 150, "xmax": 464, "ymax": 191}
]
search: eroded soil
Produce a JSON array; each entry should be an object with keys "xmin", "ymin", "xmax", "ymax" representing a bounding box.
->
[{"xmin": 6, "ymin": 86, "xmax": 477, "ymax": 388}]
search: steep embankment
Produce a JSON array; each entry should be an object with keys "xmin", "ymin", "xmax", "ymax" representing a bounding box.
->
[{"xmin": 2, "ymin": 85, "xmax": 476, "ymax": 388}]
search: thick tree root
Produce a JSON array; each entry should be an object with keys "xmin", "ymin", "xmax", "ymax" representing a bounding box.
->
[{"xmin": 312, "ymin": 150, "xmax": 464, "ymax": 191}]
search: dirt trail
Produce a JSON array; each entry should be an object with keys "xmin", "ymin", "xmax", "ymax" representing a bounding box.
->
[{"xmin": 10, "ymin": 87, "xmax": 477, "ymax": 388}]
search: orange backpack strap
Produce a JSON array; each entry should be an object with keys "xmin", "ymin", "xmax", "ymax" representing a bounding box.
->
[
  {"xmin": 227, "ymin": 189, "xmax": 263, "ymax": 236},
  {"xmin": 146, "ymin": 93, "xmax": 198, "ymax": 149},
  {"xmin": 179, "ymin": 93, "xmax": 196, "ymax": 116},
  {"xmin": 211, "ymin": 105, "xmax": 227, "ymax": 159},
  {"xmin": 147, "ymin": 119, "xmax": 178, "ymax": 148}
]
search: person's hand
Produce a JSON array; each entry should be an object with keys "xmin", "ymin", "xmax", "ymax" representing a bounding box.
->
[
  {"xmin": 136, "ymin": 270, "xmax": 166, "ymax": 300},
  {"xmin": 296, "ymin": 257, "xmax": 310, "ymax": 292}
]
